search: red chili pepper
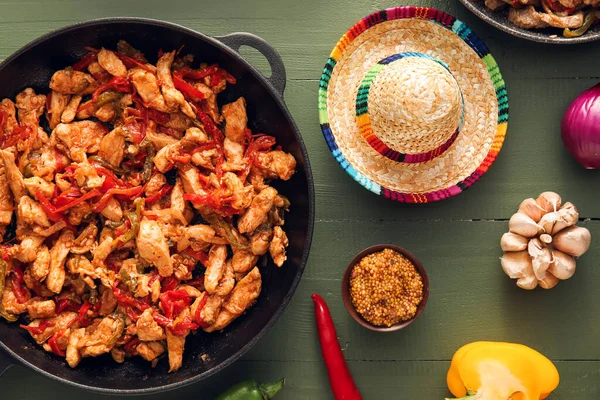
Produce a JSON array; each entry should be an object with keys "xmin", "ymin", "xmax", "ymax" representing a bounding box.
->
[
  {"xmin": 160, "ymin": 276, "xmax": 179, "ymax": 293},
  {"xmin": 20, "ymin": 320, "xmax": 55, "ymax": 335},
  {"xmin": 72, "ymin": 52, "xmax": 97, "ymax": 71},
  {"xmin": 312, "ymin": 294, "xmax": 362, "ymax": 400},
  {"xmin": 193, "ymin": 292, "xmax": 209, "ymax": 328},
  {"xmin": 182, "ymin": 247, "xmax": 209, "ymax": 266},
  {"xmin": 172, "ymin": 72, "xmax": 207, "ymax": 102},
  {"xmin": 48, "ymin": 331, "xmax": 66, "ymax": 357},
  {"xmin": 176, "ymin": 65, "xmax": 219, "ymax": 80},
  {"xmin": 116, "ymin": 53, "xmax": 152, "ymax": 71},
  {"xmin": 92, "ymin": 76, "xmax": 132, "ymax": 103},
  {"xmin": 10, "ymin": 265, "xmax": 30, "ymax": 304},
  {"xmin": 145, "ymin": 184, "xmax": 173, "ymax": 204},
  {"xmin": 152, "ymin": 312, "xmax": 172, "ymax": 326}
]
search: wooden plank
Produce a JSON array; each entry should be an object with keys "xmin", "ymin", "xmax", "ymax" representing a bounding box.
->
[
  {"xmin": 2, "ymin": 360, "xmax": 599, "ymax": 399},
  {"xmin": 245, "ymin": 219, "xmax": 600, "ymax": 362}
]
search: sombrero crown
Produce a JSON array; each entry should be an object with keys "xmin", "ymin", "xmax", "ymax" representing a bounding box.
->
[{"xmin": 319, "ymin": 7, "xmax": 508, "ymax": 203}]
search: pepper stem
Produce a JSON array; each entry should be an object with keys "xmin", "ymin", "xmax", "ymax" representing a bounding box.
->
[{"xmin": 259, "ymin": 378, "xmax": 285, "ymax": 399}]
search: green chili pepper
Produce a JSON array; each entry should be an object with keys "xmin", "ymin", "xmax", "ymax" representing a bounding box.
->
[
  {"xmin": 215, "ymin": 378, "xmax": 284, "ymax": 400},
  {"xmin": 113, "ymin": 198, "xmax": 144, "ymax": 248},
  {"xmin": 564, "ymin": 10, "xmax": 600, "ymax": 38},
  {"xmin": 105, "ymin": 219, "xmax": 124, "ymax": 229},
  {"xmin": 88, "ymin": 155, "xmax": 128, "ymax": 175},
  {"xmin": 0, "ymin": 260, "xmax": 18, "ymax": 322}
]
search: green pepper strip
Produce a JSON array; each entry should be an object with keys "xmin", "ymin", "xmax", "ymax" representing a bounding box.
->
[
  {"xmin": 0, "ymin": 260, "xmax": 18, "ymax": 322},
  {"xmin": 113, "ymin": 198, "xmax": 144, "ymax": 248},
  {"xmin": 88, "ymin": 155, "xmax": 128, "ymax": 175},
  {"xmin": 203, "ymin": 213, "xmax": 248, "ymax": 251},
  {"xmin": 95, "ymin": 91, "xmax": 123, "ymax": 108},
  {"xmin": 564, "ymin": 10, "xmax": 600, "ymax": 38},
  {"xmin": 215, "ymin": 378, "xmax": 285, "ymax": 400}
]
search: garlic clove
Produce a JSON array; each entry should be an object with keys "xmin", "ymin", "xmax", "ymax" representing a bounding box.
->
[
  {"xmin": 552, "ymin": 202, "xmax": 579, "ymax": 234},
  {"xmin": 500, "ymin": 232, "xmax": 529, "ymax": 252},
  {"xmin": 517, "ymin": 198, "xmax": 546, "ymax": 222},
  {"xmin": 539, "ymin": 274, "xmax": 559, "ymax": 290},
  {"xmin": 538, "ymin": 212, "xmax": 558, "ymax": 234},
  {"xmin": 501, "ymin": 250, "xmax": 533, "ymax": 279},
  {"xmin": 536, "ymin": 192, "xmax": 562, "ymax": 213},
  {"xmin": 517, "ymin": 274, "xmax": 538, "ymax": 290},
  {"xmin": 547, "ymin": 250, "xmax": 577, "ymax": 280},
  {"xmin": 553, "ymin": 225, "xmax": 592, "ymax": 257},
  {"xmin": 528, "ymin": 238, "xmax": 552, "ymax": 281},
  {"xmin": 509, "ymin": 212, "xmax": 543, "ymax": 238}
]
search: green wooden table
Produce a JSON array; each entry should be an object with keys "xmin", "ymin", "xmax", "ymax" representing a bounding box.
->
[{"xmin": 1, "ymin": 0, "xmax": 600, "ymax": 398}]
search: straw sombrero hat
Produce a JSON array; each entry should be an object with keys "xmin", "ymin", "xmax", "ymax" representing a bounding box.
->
[{"xmin": 318, "ymin": 7, "xmax": 508, "ymax": 203}]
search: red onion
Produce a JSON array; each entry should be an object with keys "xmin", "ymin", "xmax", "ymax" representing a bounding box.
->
[{"xmin": 562, "ymin": 84, "xmax": 600, "ymax": 169}]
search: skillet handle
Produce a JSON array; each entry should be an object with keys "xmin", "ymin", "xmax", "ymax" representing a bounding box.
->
[
  {"xmin": 0, "ymin": 347, "xmax": 13, "ymax": 376},
  {"xmin": 215, "ymin": 32, "xmax": 287, "ymax": 96}
]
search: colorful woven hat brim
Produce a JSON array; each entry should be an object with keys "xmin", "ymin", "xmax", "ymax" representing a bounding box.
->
[{"xmin": 318, "ymin": 6, "xmax": 508, "ymax": 203}]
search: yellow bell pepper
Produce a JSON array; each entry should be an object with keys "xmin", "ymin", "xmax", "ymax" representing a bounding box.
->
[{"xmin": 446, "ymin": 342, "xmax": 559, "ymax": 400}]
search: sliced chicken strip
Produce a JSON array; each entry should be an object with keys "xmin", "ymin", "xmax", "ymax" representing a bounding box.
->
[
  {"xmin": 205, "ymin": 244, "xmax": 227, "ymax": 294},
  {"xmin": 47, "ymin": 229, "xmax": 74, "ymax": 293},
  {"xmin": 97, "ymin": 48, "xmax": 127, "ymax": 77},
  {"xmin": 137, "ymin": 218, "xmax": 173, "ymax": 277}
]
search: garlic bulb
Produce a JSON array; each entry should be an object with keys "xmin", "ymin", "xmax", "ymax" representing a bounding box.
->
[{"xmin": 500, "ymin": 192, "xmax": 591, "ymax": 290}]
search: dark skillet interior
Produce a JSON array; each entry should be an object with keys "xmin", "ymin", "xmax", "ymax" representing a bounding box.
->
[
  {"xmin": 459, "ymin": 0, "xmax": 600, "ymax": 44},
  {"xmin": 0, "ymin": 19, "xmax": 313, "ymax": 394}
]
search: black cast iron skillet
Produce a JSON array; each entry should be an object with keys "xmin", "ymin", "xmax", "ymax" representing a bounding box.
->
[
  {"xmin": 459, "ymin": 0, "xmax": 600, "ymax": 44},
  {"xmin": 0, "ymin": 17, "xmax": 314, "ymax": 394}
]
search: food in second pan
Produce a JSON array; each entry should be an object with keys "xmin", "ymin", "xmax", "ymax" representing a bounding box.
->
[
  {"xmin": 0, "ymin": 40, "xmax": 296, "ymax": 372},
  {"xmin": 481, "ymin": 0, "xmax": 600, "ymax": 37}
]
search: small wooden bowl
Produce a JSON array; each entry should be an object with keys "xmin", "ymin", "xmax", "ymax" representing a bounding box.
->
[{"xmin": 341, "ymin": 244, "xmax": 429, "ymax": 332}]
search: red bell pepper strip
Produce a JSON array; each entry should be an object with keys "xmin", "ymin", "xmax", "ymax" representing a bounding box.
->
[
  {"xmin": 10, "ymin": 265, "xmax": 30, "ymax": 304},
  {"xmin": 72, "ymin": 52, "xmax": 97, "ymax": 71},
  {"xmin": 195, "ymin": 107, "xmax": 223, "ymax": 142},
  {"xmin": 147, "ymin": 108, "xmax": 170, "ymax": 125},
  {"xmin": 56, "ymin": 298, "xmax": 81, "ymax": 314},
  {"xmin": 193, "ymin": 292, "xmax": 209, "ymax": 328},
  {"xmin": 152, "ymin": 312, "xmax": 172, "ymax": 327},
  {"xmin": 48, "ymin": 332, "xmax": 66, "ymax": 357},
  {"xmin": 210, "ymin": 70, "xmax": 222, "ymax": 87},
  {"xmin": 112, "ymin": 282, "xmax": 150, "ymax": 313},
  {"xmin": 92, "ymin": 186, "xmax": 142, "ymax": 213},
  {"xmin": 123, "ymin": 337, "xmax": 141, "ymax": 355},
  {"xmin": 172, "ymin": 72, "xmax": 207, "ymax": 101},
  {"xmin": 20, "ymin": 320, "xmax": 55, "ymax": 335},
  {"xmin": 116, "ymin": 53, "xmax": 152, "ymax": 71},
  {"xmin": 52, "ymin": 189, "xmax": 101, "ymax": 213},
  {"xmin": 75, "ymin": 301, "xmax": 93, "ymax": 328},
  {"xmin": 145, "ymin": 184, "xmax": 173, "ymax": 204},
  {"xmin": 1, "ymin": 125, "xmax": 32, "ymax": 149},
  {"xmin": 52, "ymin": 187, "xmax": 83, "ymax": 208},
  {"xmin": 176, "ymin": 65, "xmax": 219, "ymax": 80},
  {"xmin": 182, "ymin": 247, "xmax": 209, "ymax": 266},
  {"xmin": 168, "ymin": 316, "xmax": 199, "ymax": 335},
  {"xmin": 312, "ymin": 294, "xmax": 362, "ymax": 400},
  {"xmin": 160, "ymin": 276, "xmax": 179, "ymax": 293},
  {"xmin": 92, "ymin": 76, "xmax": 132, "ymax": 103},
  {"xmin": 159, "ymin": 290, "xmax": 192, "ymax": 320}
]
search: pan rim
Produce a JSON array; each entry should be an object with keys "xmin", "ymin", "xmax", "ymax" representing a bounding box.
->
[
  {"xmin": 0, "ymin": 16, "xmax": 315, "ymax": 395},
  {"xmin": 458, "ymin": 0, "xmax": 600, "ymax": 44}
]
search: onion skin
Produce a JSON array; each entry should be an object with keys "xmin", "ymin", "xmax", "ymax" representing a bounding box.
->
[{"xmin": 562, "ymin": 84, "xmax": 600, "ymax": 169}]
